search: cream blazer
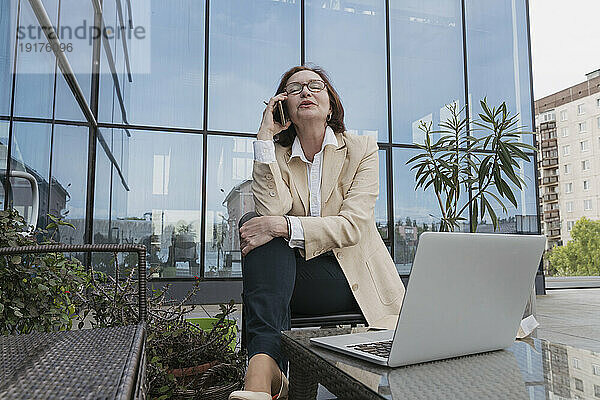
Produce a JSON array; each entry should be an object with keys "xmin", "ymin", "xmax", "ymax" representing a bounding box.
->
[{"xmin": 251, "ymin": 130, "xmax": 405, "ymax": 329}]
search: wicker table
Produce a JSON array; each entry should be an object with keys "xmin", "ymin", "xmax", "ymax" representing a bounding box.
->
[
  {"xmin": 282, "ymin": 328, "xmax": 592, "ymax": 399},
  {"xmin": 0, "ymin": 324, "xmax": 146, "ymax": 399}
]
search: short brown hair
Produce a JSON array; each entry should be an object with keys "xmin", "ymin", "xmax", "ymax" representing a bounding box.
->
[{"xmin": 273, "ymin": 65, "xmax": 346, "ymax": 147}]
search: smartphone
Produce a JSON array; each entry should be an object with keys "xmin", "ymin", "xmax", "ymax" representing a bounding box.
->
[{"xmin": 274, "ymin": 100, "xmax": 287, "ymax": 126}]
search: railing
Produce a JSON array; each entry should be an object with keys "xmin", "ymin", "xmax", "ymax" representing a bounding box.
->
[
  {"xmin": 543, "ymin": 210, "xmax": 560, "ymax": 221},
  {"xmin": 542, "ymin": 176, "xmax": 559, "ymax": 185},
  {"xmin": 548, "ymin": 229, "xmax": 561, "ymax": 237},
  {"xmin": 543, "ymin": 193, "xmax": 559, "ymax": 202},
  {"xmin": 541, "ymin": 138, "xmax": 557, "ymax": 148},
  {"xmin": 0, "ymin": 244, "xmax": 147, "ymax": 322},
  {"xmin": 542, "ymin": 158, "xmax": 559, "ymax": 167}
]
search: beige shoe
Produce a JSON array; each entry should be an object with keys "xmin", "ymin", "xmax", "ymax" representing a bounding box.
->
[
  {"xmin": 229, "ymin": 372, "xmax": 289, "ymax": 400},
  {"xmin": 228, "ymin": 391, "xmax": 271, "ymax": 400}
]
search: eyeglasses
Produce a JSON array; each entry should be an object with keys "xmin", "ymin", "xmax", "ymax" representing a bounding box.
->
[{"xmin": 285, "ymin": 79, "xmax": 326, "ymax": 95}]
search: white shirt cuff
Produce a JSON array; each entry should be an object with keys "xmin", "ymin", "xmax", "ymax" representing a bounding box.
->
[
  {"xmin": 287, "ymin": 216, "xmax": 305, "ymax": 249},
  {"xmin": 253, "ymin": 140, "xmax": 276, "ymax": 163}
]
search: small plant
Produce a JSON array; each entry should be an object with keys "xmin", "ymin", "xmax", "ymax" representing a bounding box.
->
[
  {"xmin": 77, "ymin": 266, "xmax": 245, "ymax": 398},
  {"xmin": 0, "ymin": 208, "xmax": 246, "ymax": 397},
  {"xmin": 0, "ymin": 209, "xmax": 88, "ymax": 335},
  {"xmin": 407, "ymin": 99, "xmax": 536, "ymax": 232}
]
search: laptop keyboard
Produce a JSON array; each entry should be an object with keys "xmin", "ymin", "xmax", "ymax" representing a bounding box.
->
[{"xmin": 347, "ymin": 340, "xmax": 392, "ymax": 358}]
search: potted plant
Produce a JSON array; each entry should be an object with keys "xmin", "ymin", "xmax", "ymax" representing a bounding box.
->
[
  {"xmin": 0, "ymin": 209, "xmax": 246, "ymax": 398},
  {"xmin": 407, "ymin": 100, "xmax": 539, "ymax": 318},
  {"xmin": 75, "ymin": 261, "xmax": 245, "ymax": 399},
  {"xmin": 0, "ymin": 210, "xmax": 89, "ymax": 335},
  {"xmin": 407, "ymin": 99, "xmax": 536, "ymax": 232}
]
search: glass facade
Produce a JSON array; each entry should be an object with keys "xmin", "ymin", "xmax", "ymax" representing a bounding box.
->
[{"xmin": 0, "ymin": 0, "xmax": 539, "ymax": 286}]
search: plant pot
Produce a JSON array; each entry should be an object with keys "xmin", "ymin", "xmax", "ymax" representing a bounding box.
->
[
  {"xmin": 168, "ymin": 360, "xmax": 219, "ymax": 386},
  {"xmin": 186, "ymin": 317, "xmax": 238, "ymax": 351}
]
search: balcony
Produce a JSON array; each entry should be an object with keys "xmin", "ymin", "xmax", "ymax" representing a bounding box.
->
[
  {"xmin": 542, "ymin": 158, "xmax": 559, "ymax": 167},
  {"xmin": 542, "ymin": 176, "xmax": 559, "ymax": 185},
  {"xmin": 539, "ymin": 121, "xmax": 556, "ymax": 130},
  {"xmin": 541, "ymin": 138, "xmax": 557, "ymax": 148},
  {"xmin": 543, "ymin": 210, "xmax": 560, "ymax": 221},
  {"xmin": 543, "ymin": 193, "xmax": 559, "ymax": 202},
  {"xmin": 548, "ymin": 229, "xmax": 561, "ymax": 238}
]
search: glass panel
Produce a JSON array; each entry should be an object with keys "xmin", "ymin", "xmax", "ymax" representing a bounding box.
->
[
  {"xmin": 13, "ymin": 0, "xmax": 59, "ymax": 119},
  {"xmin": 53, "ymin": 0, "xmax": 94, "ymax": 120},
  {"xmin": 375, "ymin": 148, "xmax": 388, "ymax": 240},
  {"xmin": 112, "ymin": 130, "xmax": 203, "ymax": 278},
  {"xmin": 0, "ymin": 121, "xmax": 10, "ymax": 209},
  {"xmin": 98, "ymin": 0, "xmax": 125, "ymax": 125},
  {"xmin": 393, "ymin": 147, "xmax": 468, "ymax": 274},
  {"xmin": 101, "ymin": 0, "xmax": 205, "ymax": 129},
  {"xmin": 110, "ymin": 129, "xmax": 126, "ymax": 243},
  {"xmin": 465, "ymin": 0, "xmax": 534, "ymax": 145},
  {"xmin": 305, "ymin": 0, "xmax": 388, "ymax": 142},
  {"xmin": 389, "ymin": 0, "xmax": 465, "ymax": 144},
  {"xmin": 208, "ymin": 0, "xmax": 300, "ymax": 133},
  {"xmin": 10, "ymin": 121, "xmax": 51, "ymax": 229},
  {"xmin": 98, "ymin": 34, "xmax": 120, "ymax": 124},
  {"xmin": 204, "ymin": 135, "xmax": 255, "ymax": 278},
  {"xmin": 49, "ymin": 124, "xmax": 88, "ymax": 244},
  {"xmin": 93, "ymin": 131, "xmax": 112, "ymax": 245},
  {"xmin": 0, "ymin": 1, "xmax": 18, "ymax": 116},
  {"xmin": 475, "ymin": 159, "xmax": 538, "ymax": 234}
]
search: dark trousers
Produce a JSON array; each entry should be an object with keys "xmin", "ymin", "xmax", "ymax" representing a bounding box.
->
[{"xmin": 242, "ymin": 235, "xmax": 360, "ymax": 373}]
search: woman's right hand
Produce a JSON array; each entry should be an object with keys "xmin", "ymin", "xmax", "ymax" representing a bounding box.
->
[{"xmin": 257, "ymin": 93, "xmax": 292, "ymax": 141}]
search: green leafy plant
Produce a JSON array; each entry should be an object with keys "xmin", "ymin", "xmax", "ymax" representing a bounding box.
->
[
  {"xmin": 407, "ymin": 99, "xmax": 536, "ymax": 232},
  {"xmin": 0, "ymin": 209, "xmax": 88, "ymax": 335},
  {"xmin": 546, "ymin": 218, "xmax": 600, "ymax": 276},
  {"xmin": 0, "ymin": 208, "xmax": 245, "ymax": 397}
]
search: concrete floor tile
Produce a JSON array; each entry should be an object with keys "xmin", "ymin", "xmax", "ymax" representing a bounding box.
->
[{"xmin": 535, "ymin": 330, "xmax": 600, "ymax": 353}]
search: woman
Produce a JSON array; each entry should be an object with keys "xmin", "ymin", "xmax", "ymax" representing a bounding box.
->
[{"xmin": 229, "ymin": 66, "xmax": 405, "ymax": 400}]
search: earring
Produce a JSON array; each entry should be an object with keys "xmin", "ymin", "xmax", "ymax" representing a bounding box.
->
[{"xmin": 327, "ymin": 113, "xmax": 332, "ymax": 122}]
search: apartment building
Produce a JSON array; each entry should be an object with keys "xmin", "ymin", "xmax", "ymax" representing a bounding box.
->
[{"xmin": 535, "ymin": 70, "xmax": 600, "ymax": 247}]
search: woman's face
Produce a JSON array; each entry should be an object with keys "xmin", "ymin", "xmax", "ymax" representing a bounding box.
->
[{"xmin": 284, "ymin": 70, "xmax": 331, "ymax": 126}]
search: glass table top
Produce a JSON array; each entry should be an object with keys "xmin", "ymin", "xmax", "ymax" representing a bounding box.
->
[{"xmin": 282, "ymin": 328, "xmax": 600, "ymax": 399}]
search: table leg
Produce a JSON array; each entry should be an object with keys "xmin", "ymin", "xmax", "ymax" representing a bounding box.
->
[{"xmin": 288, "ymin": 359, "xmax": 318, "ymax": 400}]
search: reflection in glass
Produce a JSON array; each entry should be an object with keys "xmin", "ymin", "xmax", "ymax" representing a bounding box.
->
[
  {"xmin": 53, "ymin": 0, "xmax": 93, "ymax": 121},
  {"xmin": 389, "ymin": 0, "xmax": 465, "ymax": 144},
  {"xmin": 93, "ymin": 134, "xmax": 112, "ymax": 254},
  {"xmin": 13, "ymin": 0, "xmax": 59, "ymax": 119},
  {"xmin": 208, "ymin": 0, "xmax": 300, "ymax": 133},
  {"xmin": 0, "ymin": 1, "xmax": 17, "ymax": 115},
  {"xmin": 10, "ymin": 122, "xmax": 51, "ymax": 229},
  {"xmin": 465, "ymin": 0, "xmax": 534, "ymax": 145},
  {"xmin": 375, "ymin": 149, "xmax": 388, "ymax": 240},
  {"xmin": 393, "ymin": 148, "xmax": 468, "ymax": 274},
  {"xmin": 475, "ymin": 159, "xmax": 538, "ymax": 234},
  {"xmin": 204, "ymin": 136, "xmax": 256, "ymax": 278},
  {"xmin": 103, "ymin": 0, "xmax": 205, "ymax": 129},
  {"xmin": 50, "ymin": 124, "xmax": 88, "ymax": 244},
  {"xmin": 305, "ymin": 0, "xmax": 387, "ymax": 142},
  {"xmin": 110, "ymin": 131, "xmax": 203, "ymax": 279},
  {"xmin": 0, "ymin": 121, "xmax": 10, "ymax": 209}
]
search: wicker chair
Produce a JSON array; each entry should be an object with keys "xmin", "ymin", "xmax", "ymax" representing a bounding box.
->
[{"xmin": 237, "ymin": 212, "xmax": 366, "ymax": 350}]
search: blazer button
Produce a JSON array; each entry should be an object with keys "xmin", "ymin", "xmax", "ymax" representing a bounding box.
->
[
  {"xmin": 269, "ymin": 191, "xmax": 276, "ymax": 197},
  {"xmin": 267, "ymin": 183, "xmax": 275, "ymax": 189},
  {"xmin": 351, "ymin": 283, "xmax": 359, "ymax": 291},
  {"xmin": 336, "ymin": 252, "xmax": 343, "ymax": 259},
  {"xmin": 266, "ymin": 174, "xmax": 273, "ymax": 180}
]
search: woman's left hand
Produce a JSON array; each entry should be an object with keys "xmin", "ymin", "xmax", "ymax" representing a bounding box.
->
[{"xmin": 239, "ymin": 216, "xmax": 287, "ymax": 256}]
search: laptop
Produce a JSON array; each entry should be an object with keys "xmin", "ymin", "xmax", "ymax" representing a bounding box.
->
[{"xmin": 310, "ymin": 232, "xmax": 546, "ymax": 367}]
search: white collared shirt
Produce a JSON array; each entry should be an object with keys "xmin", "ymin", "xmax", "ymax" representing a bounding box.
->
[{"xmin": 253, "ymin": 125, "xmax": 339, "ymax": 249}]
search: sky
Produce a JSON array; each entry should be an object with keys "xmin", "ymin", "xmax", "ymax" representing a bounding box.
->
[{"xmin": 529, "ymin": 0, "xmax": 600, "ymax": 100}]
